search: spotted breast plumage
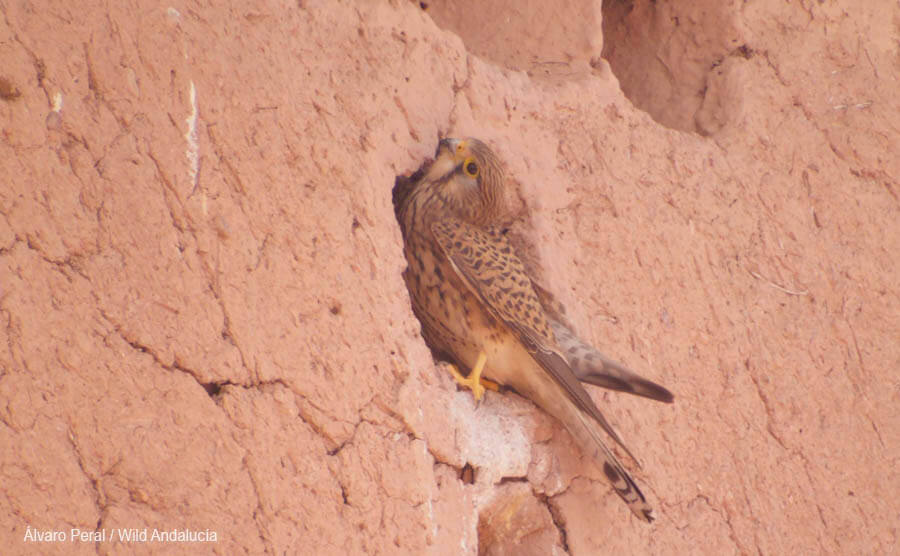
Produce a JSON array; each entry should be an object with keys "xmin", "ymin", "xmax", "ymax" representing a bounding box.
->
[{"xmin": 393, "ymin": 137, "xmax": 673, "ymax": 522}]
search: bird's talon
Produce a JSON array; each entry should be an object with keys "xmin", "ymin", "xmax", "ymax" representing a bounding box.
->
[{"xmin": 447, "ymin": 351, "xmax": 491, "ymax": 402}]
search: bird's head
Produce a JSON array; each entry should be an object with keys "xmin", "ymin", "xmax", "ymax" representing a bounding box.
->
[{"xmin": 421, "ymin": 137, "xmax": 505, "ymax": 224}]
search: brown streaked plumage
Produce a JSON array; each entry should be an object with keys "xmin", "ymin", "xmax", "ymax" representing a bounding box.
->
[{"xmin": 394, "ymin": 137, "xmax": 673, "ymax": 522}]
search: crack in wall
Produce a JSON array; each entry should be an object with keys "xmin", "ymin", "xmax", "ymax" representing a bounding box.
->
[
  {"xmin": 241, "ymin": 454, "xmax": 276, "ymax": 553},
  {"xmin": 691, "ymin": 493, "xmax": 745, "ymax": 554},
  {"xmin": 96, "ymin": 308, "xmax": 242, "ymax": 409},
  {"xmin": 446, "ymin": 55, "xmax": 473, "ymax": 130},
  {"xmin": 538, "ymin": 491, "xmax": 570, "ymax": 554},
  {"xmin": 64, "ymin": 423, "xmax": 108, "ymax": 534},
  {"xmin": 145, "ymin": 138, "xmax": 258, "ymax": 386},
  {"xmin": 748, "ymin": 372, "xmax": 789, "ymax": 450}
]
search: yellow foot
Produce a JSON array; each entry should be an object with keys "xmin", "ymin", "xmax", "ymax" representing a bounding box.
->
[{"xmin": 447, "ymin": 351, "xmax": 499, "ymax": 402}]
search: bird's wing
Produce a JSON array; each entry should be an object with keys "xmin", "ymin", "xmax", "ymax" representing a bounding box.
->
[
  {"xmin": 430, "ymin": 219, "xmax": 638, "ymax": 462},
  {"xmin": 530, "ymin": 281, "xmax": 674, "ymax": 403},
  {"xmin": 550, "ymin": 320, "xmax": 675, "ymax": 403}
]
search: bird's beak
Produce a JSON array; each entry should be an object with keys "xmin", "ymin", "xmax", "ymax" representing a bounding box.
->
[
  {"xmin": 437, "ymin": 138, "xmax": 468, "ymax": 163},
  {"xmin": 437, "ymin": 137, "xmax": 458, "ymax": 155},
  {"xmin": 427, "ymin": 138, "xmax": 467, "ymax": 181}
]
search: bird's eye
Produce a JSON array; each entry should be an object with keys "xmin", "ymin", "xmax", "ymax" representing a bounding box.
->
[{"xmin": 463, "ymin": 158, "xmax": 479, "ymax": 178}]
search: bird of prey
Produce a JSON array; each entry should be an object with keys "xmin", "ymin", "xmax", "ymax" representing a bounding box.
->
[{"xmin": 394, "ymin": 137, "xmax": 673, "ymax": 522}]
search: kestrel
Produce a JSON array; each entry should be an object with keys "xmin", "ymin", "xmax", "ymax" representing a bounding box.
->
[{"xmin": 394, "ymin": 137, "xmax": 673, "ymax": 522}]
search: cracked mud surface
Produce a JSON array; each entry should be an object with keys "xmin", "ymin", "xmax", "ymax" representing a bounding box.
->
[{"xmin": 1, "ymin": 1, "xmax": 898, "ymax": 554}]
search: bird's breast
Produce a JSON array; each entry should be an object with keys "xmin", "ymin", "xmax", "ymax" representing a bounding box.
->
[{"xmin": 404, "ymin": 236, "xmax": 486, "ymax": 353}]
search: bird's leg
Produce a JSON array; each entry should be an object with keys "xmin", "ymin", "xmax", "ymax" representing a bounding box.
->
[{"xmin": 447, "ymin": 351, "xmax": 499, "ymax": 402}]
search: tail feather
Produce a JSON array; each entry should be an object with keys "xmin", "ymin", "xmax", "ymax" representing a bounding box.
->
[
  {"xmin": 551, "ymin": 320, "xmax": 674, "ymax": 403},
  {"xmin": 574, "ymin": 408, "xmax": 655, "ymax": 522}
]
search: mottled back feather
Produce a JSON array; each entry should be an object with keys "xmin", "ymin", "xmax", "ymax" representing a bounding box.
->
[{"xmin": 430, "ymin": 219, "xmax": 640, "ymax": 464}]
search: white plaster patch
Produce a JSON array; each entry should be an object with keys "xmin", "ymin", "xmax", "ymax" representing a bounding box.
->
[
  {"xmin": 185, "ymin": 80, "xmax": 199, "ymax": 191},
  {"xmin": 450, "ymin": 392, "xmax": 531, "ymax": 485}
]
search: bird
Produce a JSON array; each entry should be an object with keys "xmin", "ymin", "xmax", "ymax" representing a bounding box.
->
[{"xmin": 394, "ymin": 137, "xmax": 673, "ymax": 522}]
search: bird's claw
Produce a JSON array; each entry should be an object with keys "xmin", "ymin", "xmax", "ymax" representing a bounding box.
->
[{"xmin": 447, "ymin": 351, "xmax": 497, "ymax": 403}]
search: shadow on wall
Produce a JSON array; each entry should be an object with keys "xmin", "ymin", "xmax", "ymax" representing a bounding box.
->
[
  {"xmin": 601, "ymin": 0, "xmax": 752, "ymax": 135},
  {"xmin": 421, "ymin": 0, "xmax": 751, "ymax": 136}
]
